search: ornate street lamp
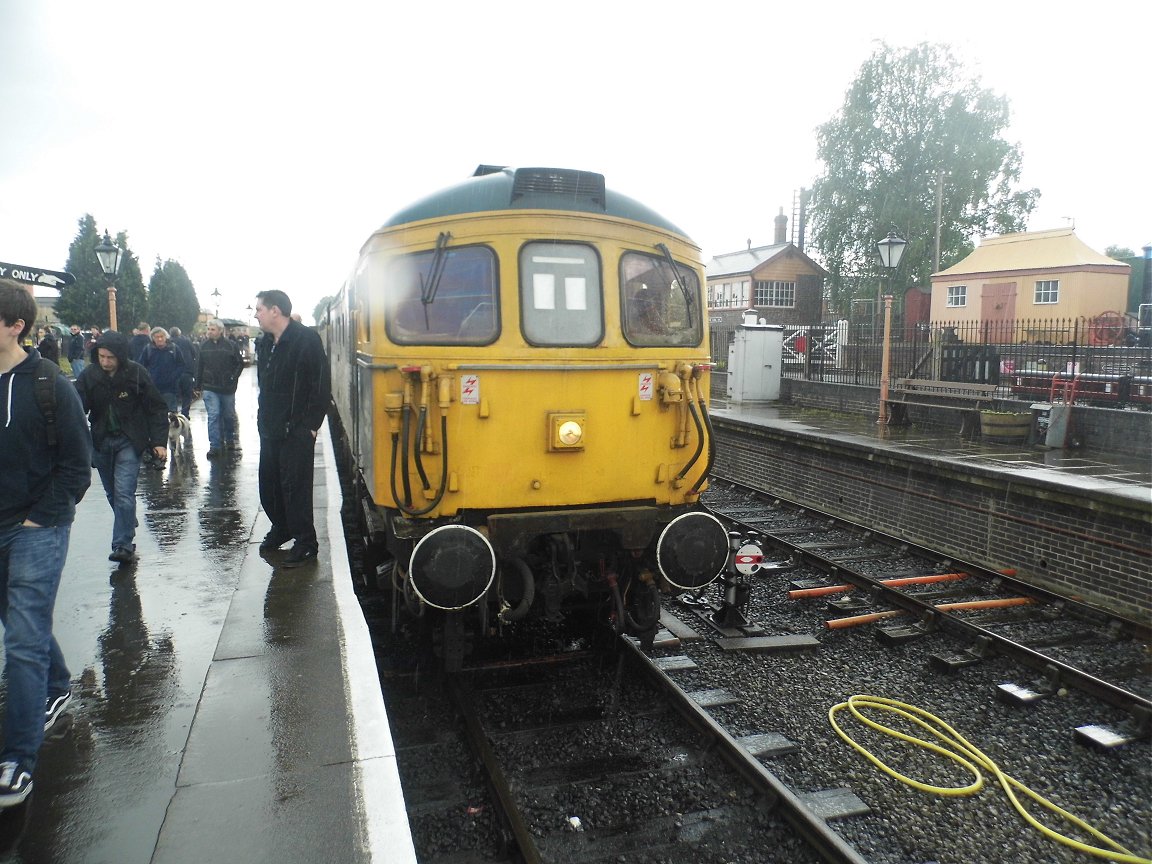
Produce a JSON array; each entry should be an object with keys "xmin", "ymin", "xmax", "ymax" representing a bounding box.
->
[
  {"xmin": 212, "ymin": 287, "xmax": 221, "ymax": 319},
  {"xmin": 876, "ymin": 231, "xmax": 906, "ymax": 425},
  {"xmin": 94, "ymin": 231, "xmax": 123, "ymax": 331}
]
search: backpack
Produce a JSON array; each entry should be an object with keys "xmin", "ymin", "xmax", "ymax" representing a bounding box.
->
[{"xmin": 32, "ymin": 357, "xmax": 62, "ymax": 448}]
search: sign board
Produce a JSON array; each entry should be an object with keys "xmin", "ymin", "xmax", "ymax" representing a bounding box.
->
[{"xmin": 0, "ymin": 262, "xmax": 76, "ymax": 289}]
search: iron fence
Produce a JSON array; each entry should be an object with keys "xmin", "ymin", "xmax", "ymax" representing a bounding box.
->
[{"xmin": 709, "ymin": 317, "xmax": 1152, "ymax": 407}]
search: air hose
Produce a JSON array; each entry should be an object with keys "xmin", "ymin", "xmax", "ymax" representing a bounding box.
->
[{"xmin": 828, "ymin": 695, "xmax": 1151, "ymax": 864}]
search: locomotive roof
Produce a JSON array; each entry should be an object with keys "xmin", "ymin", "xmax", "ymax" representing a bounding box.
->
[{"xmin": 379, "ymin": 166, "xmax": 691, "ymax": 239}]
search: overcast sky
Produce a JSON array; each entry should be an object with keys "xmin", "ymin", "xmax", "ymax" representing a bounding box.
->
[{"xmin": 2, "ymin": 1, "xmax": 1148, "ymax": 322}]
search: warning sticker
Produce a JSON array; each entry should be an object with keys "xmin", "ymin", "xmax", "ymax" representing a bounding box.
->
[
  {"xmin": 638, "ymin": 372, "xmax": 654, "ymax": 401},
  {"xmin": 461, "ymin": 374, "xmax": 480, "ymax": 405}
]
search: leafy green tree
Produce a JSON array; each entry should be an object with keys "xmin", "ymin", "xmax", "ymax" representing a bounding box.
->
[
  {"xmin": 312, "ymin": 295, "xmax": 335, "ymax": 325},
  {"xmin": 1104, "ymin": 245, "xmax": 1135, "ymax": 260},
  {"xmin": 147, "ymin": 258, "xmax": 200, "ymax": 333},
  {"xmin": 809, "ymin": 42, "xmax": 1039, "ymax": 314},
  {"xmin": 56, "ymin": 214, "xmax": 149, "ymax": 330}
]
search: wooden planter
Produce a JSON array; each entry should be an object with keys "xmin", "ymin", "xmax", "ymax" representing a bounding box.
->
[{"xmin": 980, "ymin": 411, "xmax": 1031, "ymax": 444}]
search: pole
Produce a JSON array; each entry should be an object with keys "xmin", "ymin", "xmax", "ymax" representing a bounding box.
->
[
  {"xmin": 106, "ymin": 281, "xmax": 118, "ymax": 332},
  {"xmin": 878, "ymin": 294, "xmax": 893, "ymax": 425}
]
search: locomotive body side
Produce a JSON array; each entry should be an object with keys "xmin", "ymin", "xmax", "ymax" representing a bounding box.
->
[{"xmin": 330, "ymin": 167, "xmax": 728, "ymax": 661}]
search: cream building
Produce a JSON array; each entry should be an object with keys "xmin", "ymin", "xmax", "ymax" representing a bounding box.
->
[{"xmin": 930, "ymin": 228, "xmax": 1130, "ymax": 328}]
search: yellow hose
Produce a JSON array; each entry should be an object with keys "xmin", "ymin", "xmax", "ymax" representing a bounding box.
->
[{"xmin": 828, "ymin": 695, "xmax": 1151, "ymax": 864}]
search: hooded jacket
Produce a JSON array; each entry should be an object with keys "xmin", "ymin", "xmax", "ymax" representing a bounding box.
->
[
  {"xmin": 75, "ymin": 330, "xmax": 169, "ymax": 455},
  {"xmin": 0, "ymin": 347, "xmax": 92, "ymax": 528}
]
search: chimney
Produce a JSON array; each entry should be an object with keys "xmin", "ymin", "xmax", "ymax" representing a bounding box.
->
[{"xmin": 774, "ymin": 208, "xmax": 788, "ymax": 245}]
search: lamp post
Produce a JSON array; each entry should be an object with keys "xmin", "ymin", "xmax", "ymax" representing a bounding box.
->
[
  {"xmin": 212, "ymin": 287, "xmax": 221, "ymax": 319},
  {"xmin": 876, "ymin": 231, "xmax": 906, "ymax": 425},
  {"xmin": 94, "ymin": 231, "xmax": 123, "ymax": 331}
]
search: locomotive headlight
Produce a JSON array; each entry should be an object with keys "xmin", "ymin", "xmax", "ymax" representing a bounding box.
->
[{"xmin": 549, "ymin": 413, "xmax": 586, "ymax": 450}]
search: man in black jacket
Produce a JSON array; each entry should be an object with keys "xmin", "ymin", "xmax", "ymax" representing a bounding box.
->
[
  {"xmin": 67, "ymin": 324, "xmax": 87, "ymax": 377},
  {"xmin": 196, "ymin": 318, "xmax": 243, "ymax": 458},
  {"xmin": 75, "ymin": 330, "xmax": 169, "ymax": 564},
  {"xmin": 0, "ymin": 281, "xmax": 92, "ymax": 807},
  {"xmin": 253, "ymin": 290, "xmax": 331, "ymax": 566}
]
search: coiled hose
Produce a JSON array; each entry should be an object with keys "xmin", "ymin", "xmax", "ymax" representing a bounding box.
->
[{"xmin": 829, "ymin": 694, "xmax": 1151, "ymax": 863}]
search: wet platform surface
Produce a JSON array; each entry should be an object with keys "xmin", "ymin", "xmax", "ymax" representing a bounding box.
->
[
  {"xmin": 0, "ymin": 369, "xmax": 415, "ymax": 864},
  {"xmin": 712, "ymin": 401, "xmax": 1152, "ymax": 500}
]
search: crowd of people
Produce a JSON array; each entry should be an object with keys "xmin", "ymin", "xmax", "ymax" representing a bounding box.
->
[{"xmin": 0, "ymin": 283, "xmax": 330, "ymax": 808}]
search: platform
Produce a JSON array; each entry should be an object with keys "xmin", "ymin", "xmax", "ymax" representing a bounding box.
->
[{"xmin": 0, "ymin": 368, "xmax": 417, "ymax": 863}]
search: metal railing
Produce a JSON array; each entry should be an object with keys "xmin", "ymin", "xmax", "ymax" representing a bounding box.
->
[{"xmin": 709, "ymin": 317, "xmax": 1152, "ymax": 407}]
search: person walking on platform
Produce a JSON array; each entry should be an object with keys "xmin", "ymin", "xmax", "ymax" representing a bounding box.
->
[
  {"xmin": 128, "ymin": 322, "xmax": 151, "ymax": 362},
  {"xmin": 196, "ymin": 319, "xmax": 243, "ymax": 459},
  {"xmin": 0, "ymin": 281, "xmax": 92, "ymax": 807},
  {"xmin": 36, "ymin": 328, "xmax": 59, "ymax": 364},
  {"xmin": 168, "ymin": 327, "xmax": 198, "ymax": 419},
  {"xmin": 254, "ymin": 290, "xmax": 330, "ymax": 567},
  {"xmin": 138, "ymin": 327, "xmax": 185, "ymax": 416},
  {"xmin": 75, "ymin": 330, "xmax": 168, "ymax": 564},
  {"xmin": 67, "ymin": 324, "xmax": 87, "ymax": 377}
]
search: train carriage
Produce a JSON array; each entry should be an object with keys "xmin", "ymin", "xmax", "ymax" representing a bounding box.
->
[{"xmin": 327, "ymin": 166, "xmax": 728, "ymax": 666}]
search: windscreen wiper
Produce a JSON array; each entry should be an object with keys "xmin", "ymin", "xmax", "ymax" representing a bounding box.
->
[
  {"xmin": 656, "ymin": 242, "xmax": 694, "ymax": 328},
  {"xmin": 420, "ymin": 232, "xmax": 452, "ymax": 329}
]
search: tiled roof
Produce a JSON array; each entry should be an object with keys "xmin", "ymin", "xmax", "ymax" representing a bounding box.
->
[{"xmin": 706, "ymin": 243, "xmax": 792, "ymax": 278}]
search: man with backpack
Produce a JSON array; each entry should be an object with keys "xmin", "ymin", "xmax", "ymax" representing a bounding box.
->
[{"xmin": 0, "ymin": 280, "xmax": 92, "ymax": 807}]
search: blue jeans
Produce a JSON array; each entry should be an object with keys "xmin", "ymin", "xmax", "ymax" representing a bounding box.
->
[
  {"xmin": 70, "ymin": 358, "xmax": 86, "ymax": 377},
  {"xmin": 92, "ymin": 436, "xmax": 141, "ymax": 551},
  {"xmin": 0, "ymin": 523, "xmax": 72, "ymax": 771},
  {"xmin": 202, "ymin": 390, "xmax": 236, "ymax": 450},
  {"xmin": 160, "ymin": 392, "xmax": 179, "ymax": 414}
]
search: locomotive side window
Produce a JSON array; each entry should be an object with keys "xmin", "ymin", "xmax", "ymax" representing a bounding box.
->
[
  {"xmin": 620, "ymin": 251, "xmax": 703, "ymax": 347},
  {"xmin": 519, "ymin": 242, "xmax": 603, "ymax": 346},
  {"xmin": 373, "ymin": 245, "xmax": 499, "ymax": 345}
]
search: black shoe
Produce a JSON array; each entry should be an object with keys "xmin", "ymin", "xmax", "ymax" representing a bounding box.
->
[
  {"xmin": 206, "ymin": 449, "xmax": 220, "ymax": 459},
  {"xmin": 45, "ymin": 689, "xmax": 72, "ymax": 732},
  {"xmin": 109, "ymin": 546, "xmax": 137, "ymax": 563},
  {"xmin": 282, "ymin": 544, "xmax": 318, "ymax": 567},
  {"xmin": 259, "ymin": 530, "xmax": 290, "ymax": 552},
  {"xmin": 0, "ymin": 762, "xmax": 32, "ymax": 807}
]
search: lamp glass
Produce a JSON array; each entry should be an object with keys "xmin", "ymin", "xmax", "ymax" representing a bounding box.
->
[
  {"xmin": 876, "ymin": 232, "xmax": 907, "ymax": 269},
  {"xmin": 94, "ymin": 232, "xmax": 123, "ymax": 277}
]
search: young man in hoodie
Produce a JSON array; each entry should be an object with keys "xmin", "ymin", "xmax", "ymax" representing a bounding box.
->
[
  {"xmin": 75, "ymin": 330, "xmax": 169, "ymax": 564},
  {"xmin": 0, "ymin": 281, "xmax": 93, "ymax": 807}
]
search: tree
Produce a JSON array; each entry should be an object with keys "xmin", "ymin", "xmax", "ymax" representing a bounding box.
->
[
  {"xmin": 147, "ymin": 258, "xmax": 200, "ymax": 333},
  {"xmin": 312, "ymin": 295, "xmax": 336, "ymax": 325},
  {"xmin": 808, "ymin": 42, "xmax": 1039, "ymax": 314},
  {"xmin": 55, "ymin": 214, "xmax": 149, "ymax": 329},
  {"xmin": 1105, "ymin": 245, "xmax": 1135, "ymax": 260}
]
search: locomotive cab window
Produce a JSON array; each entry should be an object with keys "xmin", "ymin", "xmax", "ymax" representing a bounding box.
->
[
  {"xmin": 519, "ymin": 242, "xmax": 603, "ymax": 346},
  {"xmin": 621, "ymin": 251, "xmax": 702, "ymax": 347},
  {"xmin": 375, "ymin": 243, "xmax": 499, "ymax": 345}
]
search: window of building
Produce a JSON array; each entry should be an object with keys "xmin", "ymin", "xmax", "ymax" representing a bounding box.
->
[
  {"xmin": 1034, "ymin": 279, "xmax": 1059, "ymax": 304},
  {"xmin": 377, "ymin": 244, "xmax": 499, "ymax": 345},
  {"xmin": 621, "ymin": 251, "xmax": 703, "ymax": 347},
  {"xmin": 947, "ymin": 285, "xmax": 967, "ymax": 307},
  {"xmin": 740, "ymin": 281, "xmax": 749, "ymax": 307},
  {"xmin": 753, "ymin": 280, "xmax": 795, "ymax": 307}
]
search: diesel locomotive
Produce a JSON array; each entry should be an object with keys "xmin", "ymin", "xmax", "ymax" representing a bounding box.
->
[{"xmin": 324, "ymin": 166, "xmax": 728, "ymax": 666}]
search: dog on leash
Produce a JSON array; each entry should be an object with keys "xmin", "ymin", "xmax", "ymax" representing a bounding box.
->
[{"xmin": 167, "ymin": 412, "xmax": 192, "ymax": 460}]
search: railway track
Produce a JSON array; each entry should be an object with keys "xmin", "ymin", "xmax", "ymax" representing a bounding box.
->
[{"xmin": 340, "ymin": 457, "xmax": 1151, "ymax": 863}]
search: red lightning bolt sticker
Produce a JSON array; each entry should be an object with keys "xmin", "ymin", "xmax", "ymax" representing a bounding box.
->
[
  {"xmin": 638, "ymin": 372, "xmax": 654, "ymax": 401},
  {"xmin": 461, "ymin": 374, "xmax": 480, "ymax": 405}
]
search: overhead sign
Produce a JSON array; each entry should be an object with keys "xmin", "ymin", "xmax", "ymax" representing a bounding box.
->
[{"xmin": 0, "ymin": 262, "xmax": 76, "ymax": 289}]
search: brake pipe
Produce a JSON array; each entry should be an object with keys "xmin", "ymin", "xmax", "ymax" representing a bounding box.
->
[
  {"xmin": 789, "ymin": 572, "xmax": 968, "ymax": 600},
  {"xmin": 826, "ymin": 596, "xmax": 1035, "ymax": 630}
]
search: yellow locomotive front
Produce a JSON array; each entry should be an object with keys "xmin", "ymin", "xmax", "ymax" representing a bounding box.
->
[{"xmin": 345, "ymin": 167, "xmax": 728, "ymax": 658}]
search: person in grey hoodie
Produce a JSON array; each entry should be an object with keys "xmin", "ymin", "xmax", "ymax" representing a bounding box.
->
[
  {"xmin": 75, "ymin": 329, "xmax": 168, "ymax": 564},
  {"xmin": 0, "ymin": 280, "xmax": 92, "ymax": 808}
]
